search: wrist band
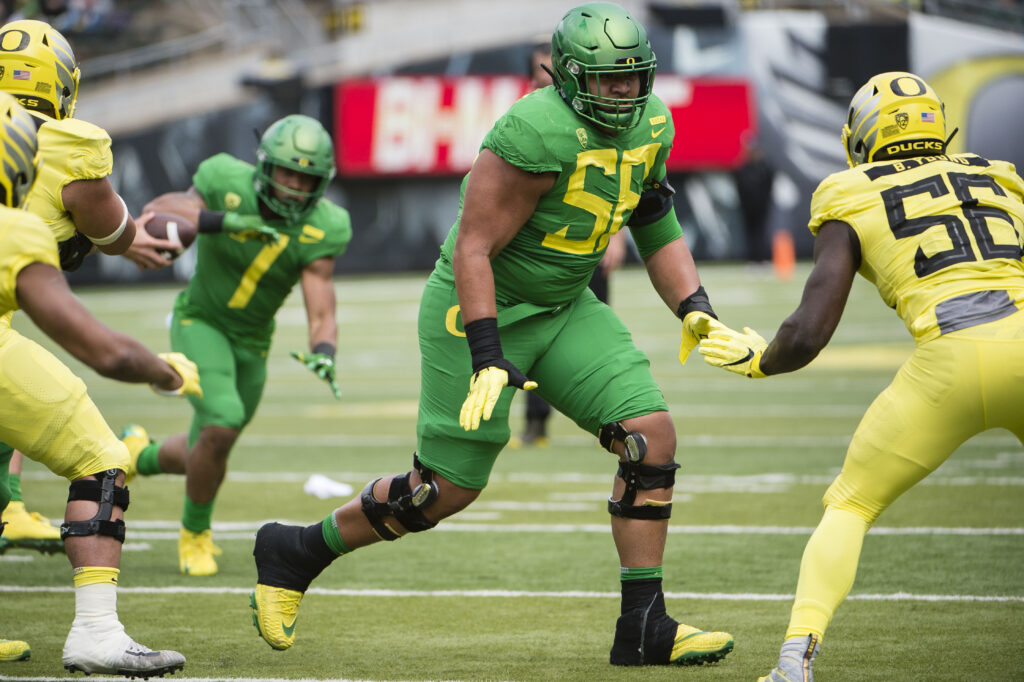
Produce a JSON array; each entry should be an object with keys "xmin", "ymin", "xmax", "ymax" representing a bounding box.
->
[
  {"xmin": 464, "ymin": 317, "xmax": 503, "ymax": 373},
  {"xmin": 198, "ymin": 209, "xmax": 225, "ymax": 234},
  {"xmin": 312, "ymin": 342, "xmax": 336, "ymax": 358},
  {"xmin": 676, "ymin": 285, "xmax": 717, "ymax": 320}
]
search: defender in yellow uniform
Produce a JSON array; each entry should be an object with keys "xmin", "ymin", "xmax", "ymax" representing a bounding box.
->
[
  {"xmin": 0, "ymin": 19, "xmax": 179, "ymax": 555},
  {"xmin": 698, "ymin": 72, "xmax": 1024, "ymax": 681},
  {"xmin": 0, "ymin": 91, "xmax": 203, "ymax": 676}
]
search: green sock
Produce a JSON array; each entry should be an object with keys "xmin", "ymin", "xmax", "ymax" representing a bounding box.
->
[
  {"xmin": 7, "ymin": 472, "xmax": 22, "ymax": 503},
  {"xmin": 182, "ymin": 497, "xmax": 215, "ymax": 533},
  {"xmin": 136, "ymin": 442, "xmax": 164, "ymax": 476},
  {"xmin": 320, "ymin": 512, "xmax": 350, "ymax": 556},
  {"xmin": 620, "ymin": 565, "xmax": 663, "ymax": 582}
]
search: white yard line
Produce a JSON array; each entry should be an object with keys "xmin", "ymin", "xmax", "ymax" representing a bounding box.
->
[
  {"xmin": 1, "ymin": 584, "xmax": 1020, "ymax": 603},
  {"xmin": 109, "ymin": 521, "xmax": 1023, "ymax": 538}
]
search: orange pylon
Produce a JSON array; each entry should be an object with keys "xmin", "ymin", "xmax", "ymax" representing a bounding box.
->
[{"xmin": 772, "ymin": 229, "xmax": 796, "ymax": 281}]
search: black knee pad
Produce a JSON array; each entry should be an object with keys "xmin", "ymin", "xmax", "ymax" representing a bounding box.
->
[
  {"xmin": 601, "ymin": 422, "xmax": 679, "ymax": 519},
  {"xmin": 360, "ymin": 455, "xmax": 439, "ymax": 541},
  {"xmin": 608, "ymin": 461, "xmax": 679, "ymax": 519},
  {"xmin": 60, "ymin": 469, "xmax": 129, "ymax": 542}
]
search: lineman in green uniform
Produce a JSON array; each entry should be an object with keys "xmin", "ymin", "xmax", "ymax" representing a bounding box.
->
[
  {"xmin": 124, "ymin": 114, "xmax": 352, "ymax": 576},
  {"xmin": 249, "ymin": 2, "xmax": 737, "ymax": 667}
]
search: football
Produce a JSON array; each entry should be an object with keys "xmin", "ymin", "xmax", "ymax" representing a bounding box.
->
[{"xmin": 144, "ymin": 212, "xmax": 197, "ymax": 260}]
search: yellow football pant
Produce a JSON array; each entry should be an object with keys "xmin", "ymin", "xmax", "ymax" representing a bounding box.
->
[
  {"xmin": 0, "ymin": 325, "xmax": 128, "ymax": 480},
  {"xmin": 786, "ymin": 311, "xmax": 1024, "ymax": 639}
]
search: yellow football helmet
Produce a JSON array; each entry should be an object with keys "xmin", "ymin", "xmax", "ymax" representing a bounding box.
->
[
  {"xmin": 0, "ymin": 19, "xmax": 79, "ymax": 120},
  {"xmin": 841, "ymin": 71, "xmax": 946, "ymax": 167},
  {"xmin": 0, "ymin": 91, "xmax": 39, "ymax": 208}
]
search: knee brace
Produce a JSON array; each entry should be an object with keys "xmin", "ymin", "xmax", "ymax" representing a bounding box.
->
[
  {"xmin": 600, "ymin": 422, "xmax": 680, "ymax": 520},
  {"xmin": 60, "ymin": 469, "xmax": 130, "ymax": 542},
  {"xmin": 360, "ymin": 454, "xmax": 439, "ymax": 541}
]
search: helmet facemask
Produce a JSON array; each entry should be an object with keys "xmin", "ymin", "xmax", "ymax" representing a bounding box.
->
[
  {"xmin": 254, "ymin": 115, "xmax": 336, "ymax": 222},
  {"xmin": 551, "ymin": 2, "xmax": 656, "ymax": 132}
]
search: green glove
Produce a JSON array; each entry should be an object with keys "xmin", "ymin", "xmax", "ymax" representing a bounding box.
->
[
  {"xmin": 698, "ymin": 326, "xmax": 768, "ymax": 378},
  {"xmin": 290, "ymin": 349, "xmax": 342, "ymax": 399},
  {"xmin": 222, "ymin": 212, "xmax": 280, "ymax": 244}
]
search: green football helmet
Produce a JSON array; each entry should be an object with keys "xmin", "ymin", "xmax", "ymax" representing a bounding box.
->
[
  {"xmin": 255, "ymin": 114, "xmax": 336, "ymax": 221},
  {"xmin": 550, "ymin": 2, "xmax": 657, "ymax": 131},
  {"xmin": 0, "ymin": 91, "xmax": 39, "ymax": 208},
  {"xmin": 0, "ymin": 20, "xmax": 79, "ymax": 120},
  {"xmin": 841, "ymin": 71, "xmax": 946, "ymax": 167}
]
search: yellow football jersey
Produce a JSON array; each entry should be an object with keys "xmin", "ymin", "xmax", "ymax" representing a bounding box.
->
[
  {"xmin": 22, "ymin": 114, "xmax": 113, "ymax": 243},
  {"xmin": 809, "ymin": 154, "xmax": 1024, "ymax": 342},
  {"xmin": 0, "ymin": 204, "xmax": 59, "ymax": 318}
]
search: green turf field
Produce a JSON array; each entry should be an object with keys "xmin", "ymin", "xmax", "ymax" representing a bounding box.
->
[{"xmin": 2, "ymin": 263, "xmax": 1022, "ymax": 681}]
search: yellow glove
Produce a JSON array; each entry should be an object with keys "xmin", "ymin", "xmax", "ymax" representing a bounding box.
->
[
  {"xmin": 679, "ymin": 311, "xmax": 728, "ymax": 366},
  {"xmin": 698, "ymin": 326, "xmax": 768, "ymax": 378},
  {"xmin": 151, "ymin": 352, "xmax": 203, "ymax": 397},
  {"xmin": 459, "ymin": 362, "xmax": 538, "ymax": 431}
]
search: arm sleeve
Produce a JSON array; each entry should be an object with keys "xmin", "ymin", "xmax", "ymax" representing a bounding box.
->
[{"xmin": 630, "ymin": 207, "xmax": 684, "ymax": 259}]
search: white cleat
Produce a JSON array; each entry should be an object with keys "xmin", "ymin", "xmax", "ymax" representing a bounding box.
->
[{"xmin": 63, "ymin": 628, "xmax": 184, "ymax": 679}]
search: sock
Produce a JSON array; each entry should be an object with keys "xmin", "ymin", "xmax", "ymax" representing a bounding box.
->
[
  {"xmin": 318, "ymin": 512, "xmax": 350, "ymax": 556},
  {"xmin": 182, "ymin": 497, "xmax": 214, "ymax": 533},
  {"xmin": 7, "ymin": 473, "xmax": 21, "ymax": 503},
  {"xmin": 68, "ymin": 568, "xmax": 127, "ymax": 647},
  {"xmin": 620, "ymin": 565, "xmax": 662, "ymax": 583},
  {"xmin": 619, "ymin": 572, "xmax": 663, "ymax": 613},
  {"xmin": 610, "ymin": 574, "xmax": 678, "ymax": 665},
  {"xmin": 786, "ymin": 506, "xmax": 869, "ymax": 640},
  {"xmin": 136, "ymin": 442, "xmax": 163, "ymax": 476}
]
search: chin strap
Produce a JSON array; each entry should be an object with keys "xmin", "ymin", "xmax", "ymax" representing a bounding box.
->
[{"xmin": 944, "ymin": 127, "xmax": 959, "ymax": 149}]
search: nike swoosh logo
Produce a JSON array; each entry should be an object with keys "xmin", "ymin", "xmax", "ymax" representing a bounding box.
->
[
  {"xmin": 281, "ymin": 619, "xmax": 297, "ymax": 637},
  {"xmin": 723, "ymin": 349, "xmax": 754, "ymax": 366},
  {"xmin": 651, "ymin": 127, "xmax": 666, "ymax": 138}
]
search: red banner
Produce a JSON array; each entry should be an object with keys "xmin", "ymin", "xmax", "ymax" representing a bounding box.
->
[{"xmin": 333, "ymin": 75, "xmax": 755, "ymax": 176}]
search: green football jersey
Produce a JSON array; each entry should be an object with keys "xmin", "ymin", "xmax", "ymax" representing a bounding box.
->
[
  {"xmin": 437, "ymin": 87, "xmax": 676, "ymax": 307},
  {"xmin": 175, "ymin": 153, "xmax": 352, "ymax": 348}
]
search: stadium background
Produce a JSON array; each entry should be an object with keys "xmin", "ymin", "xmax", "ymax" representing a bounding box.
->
[
  {"xmin": 3, "ymin": 3, "xmax": 1023, "ymax": 680},
  {"xmin": 41, "ymin": 0, "xmax": 1024, "ymax": 285}
]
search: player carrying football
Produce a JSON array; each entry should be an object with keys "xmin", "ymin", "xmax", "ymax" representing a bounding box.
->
[
  {"xmin": 697, "ymin": 72, "xmax": 1024, "ymax": 680},
  {"xmin": 123, "ymin": 114, "xmax": 352, "ymax": 577},
  {"xmin": 249, "ymin": 2, "xmax": 738, "ymax": 667},
  {"xmin": 0, "ymin": 19, "xmax": 192, "ymax": 559},
  {"xmin": 0, "ymin": 90, "xmax": 200, "ymax": 676}
]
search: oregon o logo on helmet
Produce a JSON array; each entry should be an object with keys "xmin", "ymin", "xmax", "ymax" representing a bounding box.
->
[
  {"xmin": 891, "ymin": 75, "xmax": 927, "ymax": 98},
  {"xmin": 0, "ymin": 29, "xmax": 30, "ymax": 52},
  {"xmin": 625, "ymin": 57, "xmax": 637, "ymax": 64}
]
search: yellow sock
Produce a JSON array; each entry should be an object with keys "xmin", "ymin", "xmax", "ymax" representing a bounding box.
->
[
  {"xmin": 786, "ymin": 506, "xmax": 870, "ymax": 640},
  {"xmin": 72, "ymin": 566, "xmax": 120, "ymax": 588}
]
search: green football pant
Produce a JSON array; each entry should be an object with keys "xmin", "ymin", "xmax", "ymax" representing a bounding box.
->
[{"xmin": 416, "ymin": 272, "xmax": 667, "ymax": 490}]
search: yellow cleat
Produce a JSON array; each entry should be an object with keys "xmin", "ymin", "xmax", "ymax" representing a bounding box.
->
[
  {"xmin": 178, "ymin": 528, "xmax": 222, "ymax": 576},
  {"xmin": 0, "ymin": 501, "xmax": 63, "ymax": 555},
  {"xmin": 0, "ymin": 638, "xmax": 30, "ymax": 662},
  {"xmin": 669, "ymin": 623, "xmax": 734, "ymax": 666},
  {"xmin": 119, "ymin": 424, "xmax": 151, "ymax": 483},
  {"xmin": 250, "ymin": 584, "xmax": 303, "ymax": 650}
]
